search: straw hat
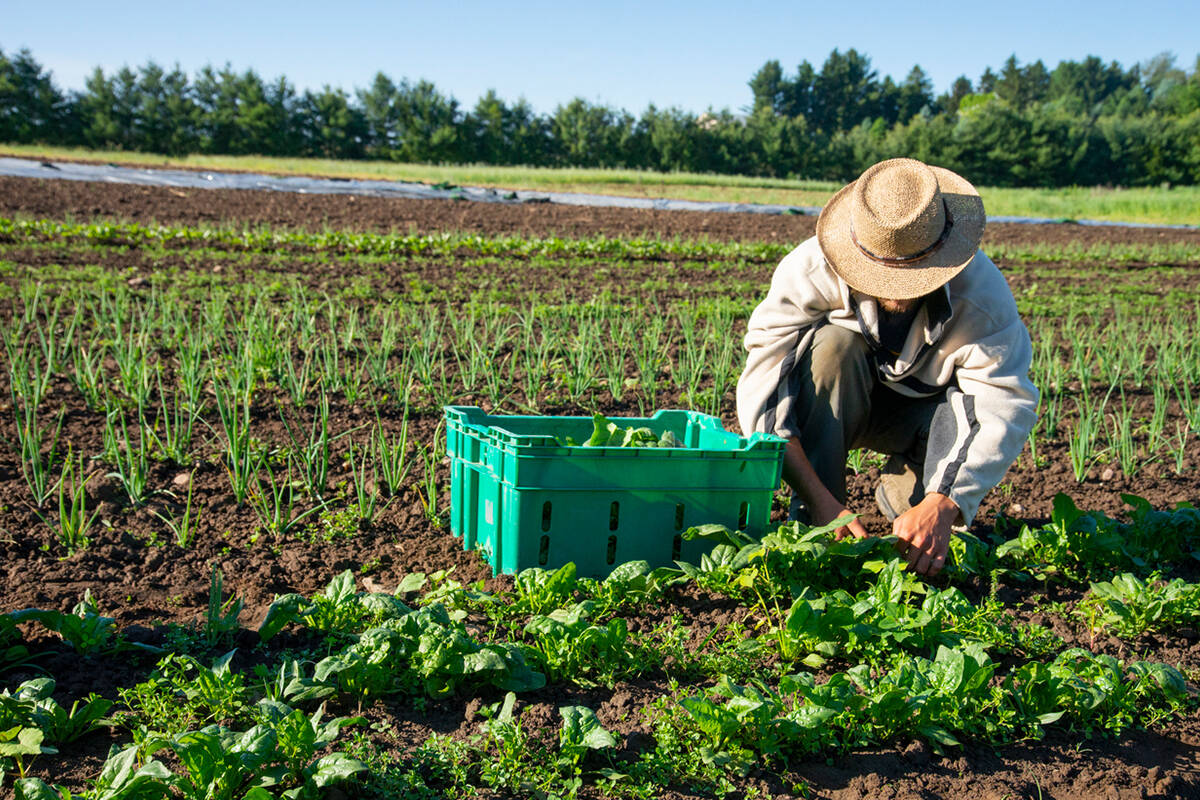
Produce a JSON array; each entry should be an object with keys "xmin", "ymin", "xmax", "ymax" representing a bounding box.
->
[{"xmin": 816, "ymin": 158, "xmax": 986, "ymax": 300}]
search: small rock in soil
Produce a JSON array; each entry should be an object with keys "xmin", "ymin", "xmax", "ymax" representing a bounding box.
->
[
  {"xmin": 1101, "ymin": 467, "xmax": 1115, "ymax": 481},
  {"xmin": 172, "ymin": 473, "xmax": 191, "ymax": 488}
]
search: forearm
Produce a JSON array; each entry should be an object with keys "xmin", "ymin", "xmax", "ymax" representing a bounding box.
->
[
  {"xmin": 782, "ymin": 437, "xmax": 865, "ymax": 537},
  {"xmin": 782, "ymin": 437, "xmax": 837, "ymax": 510}
]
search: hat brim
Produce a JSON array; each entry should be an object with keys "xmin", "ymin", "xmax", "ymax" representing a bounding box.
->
[{"xmin": 816, "ymin": 166, "xmax": 986, "ymax": 300}]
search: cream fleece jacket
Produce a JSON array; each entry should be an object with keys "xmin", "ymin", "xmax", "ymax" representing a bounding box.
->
[{"xmin": 736, "ymin": 236, "xmax": 1038, "ymax": 524}]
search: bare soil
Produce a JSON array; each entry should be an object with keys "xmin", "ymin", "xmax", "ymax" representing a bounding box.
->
[{"xmin": 1, "ymin": 175, "xmax": 1198, "ymax": 800}]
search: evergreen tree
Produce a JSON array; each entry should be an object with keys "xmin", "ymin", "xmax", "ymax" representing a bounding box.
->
[
  {"xmin": 0, "ymin": 47, "xmax": 70, "ymax": 143},
  {"xmin": 897, "ymin": 66, "xmax": 934, "ymax": 122},
  {"xmin": 466, "ymin": 90, "xmax": 549, "ymax": 166},
  {"xmin": 936, "ymin": 76, "xmax": 974, "ymax": 115},
  {"xmin": 298, "ymin": 86, "xmax": 366, "ymax": 158},
  {"xmin": 995, "ymin": 55, "xmax": 1050, "ymax": 108},
  {"xmin": 550, "ymin": 98, "xmax": 636, "ymax": 167},
  {"xmin": 748, "ymin": 60, "xmax": 785, "ymax": 114},
  {"xmin": 131, "ymin": 62, "xmax": 197, "ymax": 155},
  {"xmin": 812, "ymin": 48, "xmax": 879, "ymax": 131}
]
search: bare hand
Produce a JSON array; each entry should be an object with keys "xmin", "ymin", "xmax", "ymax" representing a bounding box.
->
[
  {"xmin": 892, "ymin": 493, "xmax": 959, "ymax": 576},
  {"xmin": 809, "ymin": 495, "xmax": 869, "ymax": 541}
]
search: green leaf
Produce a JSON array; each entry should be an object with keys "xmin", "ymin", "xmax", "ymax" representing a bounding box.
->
[
  {"xmin": 559, "ymin": 705, "xmax": 617, "ymax": 751},
  {"xmin": 360, "ymin": 593, "xmax": 411, "ymax": 619},
  {"xmin": 459, "ymin": 650, "xmax": 506, "ymax": 675},
  {"xmin": 1051, "ymin": 493, "xmax": 1082, "ymax": 528},
  {"xmin": 310, "ymin": 751, "xmax": 368, "ymax": 787},
  {"xmin": 323, "ymin": 570, "xmax": 357, "ymax": 604},
  {"xmin": 14, "ymin": 779, "xmax": 69, "ymax": 800},
  {"xmin": 258, "ymin": 594, "xmax": 308, "ymax": 642},
  {"xmin": 605, "ymin": 560, "xmax": 651, "ymax": 585},
  {"xmin": 917, "ymin": 725, "xmax": 962, "ymax": 747},
  {"xmin": 0, "ymin": 727, "xmax": 56, "ymax": 757},
  {"xmin": 395, "ymin": 573, "xmax": 427, "ymax": 594}
]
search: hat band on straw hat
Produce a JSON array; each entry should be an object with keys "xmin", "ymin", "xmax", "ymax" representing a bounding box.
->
[{"xmin": 849, "ymin": 200, "xmax": 955, "ymax": 267}]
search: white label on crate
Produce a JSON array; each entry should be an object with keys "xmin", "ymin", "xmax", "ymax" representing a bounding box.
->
[{"xmin": 485, "ymin": 499, "xmax": 494, "ymax": 526}]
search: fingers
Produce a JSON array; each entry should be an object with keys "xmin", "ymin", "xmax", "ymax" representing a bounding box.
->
[
  {"xmin": 909, "ymin": 541, "xmax": 947, "ymax": 576},
  {"xmin": 848, "ymin": 517, "xmax": 869, "ymax": 539},
  {"xmin": 892, "ymin": 523, "xmax": 948, "ymax": 577}
]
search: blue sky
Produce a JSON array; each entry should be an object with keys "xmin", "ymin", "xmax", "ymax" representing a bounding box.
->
[{"xmin": 6, "ymin": 0, "xmax": 1199, "ymax": 114}]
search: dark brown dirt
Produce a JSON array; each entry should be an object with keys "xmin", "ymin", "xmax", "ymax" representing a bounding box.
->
[
  {"xmin": 1, "ymin": 175, "xmax": 1198, "ymax": 800},
  {"xmin": 4, "ymin": 175, "xmax": 1200, "ymax": 248}
]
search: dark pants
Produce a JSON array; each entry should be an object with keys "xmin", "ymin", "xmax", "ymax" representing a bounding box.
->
[{"xmin": 791, "ymin": 324, "xmax": 953, "ymax": 517}]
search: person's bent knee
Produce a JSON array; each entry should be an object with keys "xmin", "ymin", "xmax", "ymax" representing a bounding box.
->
[{"xmin": 807, "ymin": 325, "xmax": 871, "ymax": 393}]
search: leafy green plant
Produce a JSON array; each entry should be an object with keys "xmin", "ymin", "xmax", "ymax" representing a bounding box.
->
[
  {"xmin": 556, "ymin": 704, "xmax": 617, "ymax": 768},
  {"xmin": 559, "ymin": 413, "xmax": 681, "ymax": 448},
  {"xmin": 311, "ymin": 605, "xmax": 544, "ymax": 700},
  {"xmin": 1079, "ymin": 573, "xmax": 1200, "ymax": 638},
  {"xmin": 0, "ymin": 614, "xmax": 37, "ymax": 676},
  {"xmin": 10, "ymin": 591, "xmax": 157, "ymax": 657},
  {"xmin": 0, "ymin": 678, "xmax": 113, "ymax": 744},
  {"xmin": 0, "ymin": 725, "xmax": 56, "ymax": 781},
  {"xmin": 510, "ymin": 563, "xmax": 579, "ymax": 616},
  {"xmin": 118, "ymin": 651, "xmax": 250, "ymax": 740},
  {"xmin": 577, "ymin": 560, "xmax": 671, "ymax": 616},
  {"xmin": 258, "ymin": 570, "xmax": 410, "ymax": 643},
  {"xmin": 15, "ymin": 745, "xmax": 171, "ymax": 800},
  {"xmin": 995, "ymin": 493, "xmax": 1200, "ymax": 581},
  {"xmin": 523, "ymin": 601, "xmax": 644, "ymax": 687}
]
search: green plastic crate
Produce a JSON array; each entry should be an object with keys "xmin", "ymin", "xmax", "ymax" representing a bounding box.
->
[{"xmin": 444, "ymin": 406, "xmax": 786, "ymax": 577}]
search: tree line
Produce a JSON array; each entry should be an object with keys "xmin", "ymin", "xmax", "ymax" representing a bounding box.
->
[{"xmin": 2, "ymin": 45, "xmax": 1199, "ymax": 187}]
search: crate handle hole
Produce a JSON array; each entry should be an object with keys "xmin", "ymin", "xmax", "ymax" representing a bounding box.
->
[
  {"xmin": 671, "ymin": 533, "xmax": 682, "ymax": 561},
  {"xmin": 538, "ymin": 535, "xmax": 549, "ymax": 566},
  {"xmin": 541, "ymin": 501, "xmax": 552, "ymax": 532},
  {"xmin": 737, "ymin": 501, "xmax": 749, "ymax": 531},
  {"xmin": 674, "ymin": 503, "xmax": 685, "ymax": 531},
  {"xmin": 609, "ymin": 501, "xmax": 620, "ymax": 531},
  {"xmin": 606, "ymin": 535, "xmax": 617, "ymax": 565}
]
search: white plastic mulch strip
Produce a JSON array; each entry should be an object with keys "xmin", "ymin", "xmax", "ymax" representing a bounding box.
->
[{"xmin": 1, "ymin": 157, "xmax": 1193, "ymax": 229}]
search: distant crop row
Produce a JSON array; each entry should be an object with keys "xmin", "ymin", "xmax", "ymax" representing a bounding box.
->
[{"xmin": 5, "ymin": 218, "xmax": 1200, "ymax": 267}]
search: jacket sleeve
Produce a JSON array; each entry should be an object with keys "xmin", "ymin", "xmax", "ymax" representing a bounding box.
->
[
  {"xmin": 924, "ymin": 307, "xmax": 1039, "ymax": 526},
  {"xmin": 736, "ymin": 238, "xmax": 843, "ymax": 439}
]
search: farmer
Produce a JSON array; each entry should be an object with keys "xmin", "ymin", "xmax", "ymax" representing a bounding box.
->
[{"xmin": 736, "ymin": 158, "xmax": 1037, "ymax": 577}]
